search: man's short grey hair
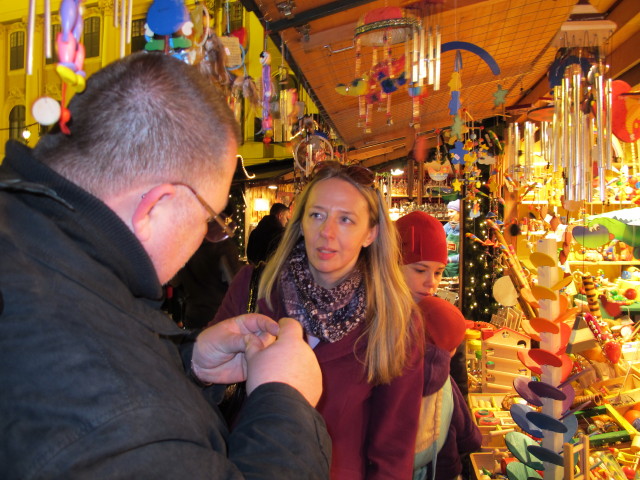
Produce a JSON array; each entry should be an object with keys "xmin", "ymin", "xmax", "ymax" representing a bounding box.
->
[{"xmin": 34, "ymin": 52, "xmax": 240, "ymax": 197}]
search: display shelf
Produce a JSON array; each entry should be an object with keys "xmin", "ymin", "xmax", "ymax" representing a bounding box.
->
[{"xmin": 567, "ymin": 261, "xmax": 640, "ymax": 266}]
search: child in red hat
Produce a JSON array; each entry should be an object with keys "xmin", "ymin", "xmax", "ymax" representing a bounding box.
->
[{"xmin": 396, "ymin": 211, "xmax": 481, "ymax": 480}]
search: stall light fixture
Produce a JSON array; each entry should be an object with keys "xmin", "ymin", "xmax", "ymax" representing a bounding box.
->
[{"xmin": 390, "ymin": 168, "xmax": 404, "ymax": 176}]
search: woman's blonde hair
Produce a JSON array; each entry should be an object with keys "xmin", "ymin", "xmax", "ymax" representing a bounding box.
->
[{"xmin": 259, "ymin": 162, "xmax": 418, "ymax": 384}]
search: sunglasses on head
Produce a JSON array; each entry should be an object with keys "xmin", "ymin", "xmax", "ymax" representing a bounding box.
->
[{"xmin": 311, "ymin": 161, "xmax": 376, "ymax": 187}]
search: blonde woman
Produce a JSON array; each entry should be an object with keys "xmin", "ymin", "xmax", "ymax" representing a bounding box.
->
[{"xmin": 213, "ymin": 162, "xmax": 424, "ymax": 479}]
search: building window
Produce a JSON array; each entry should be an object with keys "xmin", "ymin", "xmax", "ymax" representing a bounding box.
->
[
  {"xmin": 130, "ymin": 19, "xmax": 147, "ymax": 52},
  {"xmin": 9, "ymin": 106, "xmax": 26, "ymax": 141},
  {"xmin": 228, "ymin": 1, "xmax": 244, "ymax": 33},
  {"xmin": 83, "ymin": 17, "xmax": 100, "ymax": 58},
  {"xmin": 10, "ymin": 31, "xmax": 25, "ymax": 70},
  {"xmin": 45, "ymin": 24, "xmax": 61, "ymax": 65}
]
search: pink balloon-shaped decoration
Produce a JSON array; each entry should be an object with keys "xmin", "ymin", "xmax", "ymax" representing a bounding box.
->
[{"xmin": 56, "ymin": 31, "xmax": 77, "ymax": 68}]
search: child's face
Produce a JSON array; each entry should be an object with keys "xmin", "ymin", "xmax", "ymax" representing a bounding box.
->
[{"xmin": 402, "ymin": 260, "xmax": 446, "ymax": 303}]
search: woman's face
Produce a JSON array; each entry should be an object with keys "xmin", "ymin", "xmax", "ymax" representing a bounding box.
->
[
  {"xmin": 301, "ymin": 177, "xmax": 378, "ymax": 289},
  {"xmin": 401, "ymin": 260, "xmax": 446, "ymax": 303}
]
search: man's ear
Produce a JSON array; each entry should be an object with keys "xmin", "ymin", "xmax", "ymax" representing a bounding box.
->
[{"xmin": 132, "ymin": 184, "xmax": 177, "ymax": 243}]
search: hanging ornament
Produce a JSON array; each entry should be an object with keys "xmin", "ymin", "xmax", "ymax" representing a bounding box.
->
[
  {"xmin": 144, "ymin": 0, "xmax": 193, "ymax": 58},
  {"xmin": 260, "ymin": 50, "xmax": 274, "ymax": 144},
  {"xmin": 352, "ymin": 7, "xmax": 419, "ymax": 131}
]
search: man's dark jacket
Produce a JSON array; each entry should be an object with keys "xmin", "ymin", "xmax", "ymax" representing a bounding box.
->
[
  {"xmin": 246, "ymin": 214, "xmax": 284, "ymax": 265},
  {"xmin": 0, "ymin": 141, "xmax": 331, "ymax": 479}
]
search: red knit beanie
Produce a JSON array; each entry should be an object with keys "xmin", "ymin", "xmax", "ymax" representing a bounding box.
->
[
  {"xmin": 418, "ymin": 296, "xmax": 467, "ymax": 352},
  {"xmin": 396, "ymin": 211, "xmax": 448, "ymax": 265}
]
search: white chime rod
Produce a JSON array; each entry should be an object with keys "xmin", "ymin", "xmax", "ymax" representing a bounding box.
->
[
  {"xmin": 126, "ymin": 0, "xmax": 133, "ymax": 44},
  {"xmin": 44, "ymin": 0, "xmax": 52, "ymax": 59},
  {"xmin": 119, "ymin": 0, "xmax": 127, "ymax": 58},
  {"xmin": 427, "ymin": 26, "xmax": 433, "ymax": 85},
  {"xmin": 434, "ymin": 25, "xmax": 441, "ymax": 91},
  {"xmin": 595, "ymin": 72, "xmax": 605, "ymax": 201},
  {"xmin": 412, "ymin": 29, "xmax": 419, "ymax": 86},
  {"xmin": 26, "ymin": 0, "xmax": 36, "ymax": 75},
  {"xmin": 562, "ymin": 77, "xmax": 572, "ymax": 201},
  {"xmin": 572, "ymin": 70, "xmax": 582, "ymax": 201},
  {"xmin": 605, "ymin": 78, "xmax": 613, "ymax": 170},
  {"xmin": 553, "ymin": 85, "xmax": 561, "ymax": 172},
  {"xmin": 586, "ymin": 115, "xmax": 595, "ymax": 202},
  {"xmin": 419, "ymin": 26, "xmax": 427, "ymax": 84}
]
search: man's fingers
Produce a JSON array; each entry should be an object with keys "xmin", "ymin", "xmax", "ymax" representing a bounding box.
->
[{"xmin": 235, "ymin": 313, "xmax": 280, "ymax": 337}]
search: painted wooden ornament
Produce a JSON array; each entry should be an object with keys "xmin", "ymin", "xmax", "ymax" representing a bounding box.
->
[
  {"xmin": 510, "ymin": 404, "xmax": 544, "ymax": 438},
  {"xmin": 505, "ymin": 432, "xmax": 544, "ymax": 471}
]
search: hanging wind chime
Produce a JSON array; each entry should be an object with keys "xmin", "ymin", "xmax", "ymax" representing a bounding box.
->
[{"xmin": 351, "ymin": 7, "xmax": 419, "ymax": 131}]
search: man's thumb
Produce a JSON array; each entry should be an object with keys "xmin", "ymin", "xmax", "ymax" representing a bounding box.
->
[{"xmin": 276, "ymin": 317, "xmax": 304, "ymax": 340}]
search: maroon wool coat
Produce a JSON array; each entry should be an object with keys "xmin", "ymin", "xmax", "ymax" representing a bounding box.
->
[{"xmin": 213, "ymin": 265, "xmax": 425, "ymax": 480}]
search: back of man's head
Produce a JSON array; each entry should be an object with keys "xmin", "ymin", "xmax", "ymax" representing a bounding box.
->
[
  {"xmin": 33, "ymin": 52, "xmax": 240, "ymax": 198},
  {"xmin": 270, "ymin": 203, "xmax": 289, "ymax": 217}
]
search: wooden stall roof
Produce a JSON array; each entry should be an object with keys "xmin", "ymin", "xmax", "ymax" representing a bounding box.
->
[{"xmin": 239, "ymin": 0, "xmax": 640, "ymax": 167}]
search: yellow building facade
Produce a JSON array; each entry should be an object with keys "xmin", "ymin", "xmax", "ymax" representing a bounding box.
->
[{"xmin": 0, "ymin": 0, "xmax": 313, "ymax": 163}]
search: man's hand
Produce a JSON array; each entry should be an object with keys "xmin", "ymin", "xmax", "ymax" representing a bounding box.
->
[
  {"xmin": 191, "ymin": 314, "xmax": 279, "ymax": 385},
  {"xmin": 245, "ymin": 317, "xmax": 323, "ymax": 407}
]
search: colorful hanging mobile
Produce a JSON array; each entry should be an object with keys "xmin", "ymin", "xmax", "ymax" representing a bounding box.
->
[{"xmin": 259, "ymin": 50, "xmax": 274, "ymax": 144}]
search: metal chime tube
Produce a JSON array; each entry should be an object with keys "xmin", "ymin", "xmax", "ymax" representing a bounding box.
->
[
  {"xmin": 119, "ymin": 0, "xmax": 127, "ymax": 58},
  {"xmin": 586, "ymin": 115, "xmax": 594, "ymax": 202},
  {"xmin": 44, "ymin": 0, "xmax": 52, "ymax": 59},
  {"xmin": 552, "ymin": 86, "xmax": 561, "ymax": 172},
  {"xmin": 595, "ymin": 71, "xmax": 606, "ymax": 201},
  {"xmin": 514, "ymin": 123, "xmax": 520, "ymax": 181},
  {"xmin": 127, "ymin": 0, "xmax": 133, "ymax": 44},
  {"xmin": 427, "ymin": 26, "xmax": 433, "ymax": 84},
  {"xmin": 505, "ymin": 123, "xmax": 514, "ymax": 174},
  {"xmin": 605, "ymin": 78, "xmax": 613, "ymax": 169},
  {"xmin": 562, "ymin": 77, "xmax": 572, "ymax": 201},
  {"xmin": 577, "ymin": 109, "xmax": 585, "ymax": 202},
  {"xmin": 524, "ymin": 122, "xmax": 533, "ymax": 181},
  {"xmin": 412, "ymin": 29, "xmax": 419, "ymax": 85},
  {"xmin": 572, "ymin": 70, "xmax": 582, "ymax": 201},
  {"xmin": 540, "ymin": 121, "xmax": 548, "ymax": 166},
  {"xmin": 405, "ymin": 31, "xmax": 411, "ymax": 83},
  {"xmin": 434, "ymin": 25, "xmax": 441, "ymax": 91},
  {"xmin": 419, "ymin": 26, "xmax": 427, "ymax": 83},
  {"xmin": 26, "ymin": 0, "xmax": 35, "ymax": 75}
]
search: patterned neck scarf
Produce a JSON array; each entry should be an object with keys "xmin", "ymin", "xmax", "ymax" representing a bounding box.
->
[{"xmin": 279, "ymin": 242, "xmax": 366, "ymax": 343}]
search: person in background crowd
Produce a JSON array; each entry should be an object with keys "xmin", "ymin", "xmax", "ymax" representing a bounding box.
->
[
  {"xmin": 396, "ymin": 211, "xmax": 480, "ymax": 480},
  {"xmin": 214, "ymin": 161, "xmax": 424, "ymax": 480},
  {"xmin": 443, "ymin": 199, "xmax": 461, "ymax": 278},
  {"xmin": 0, "ymin": 52, "xmax": 330, "ymax": 479},
  {"xmin": 246, "ymin": 202, "xmax": 290, "ymax": 265},
  {"xmin": 169, "ymin": 204, "xmax": 244, "ymax": 330},
  {"xmin": 440, "ymin": 200, "xmax": 468, "ymax": 398}
]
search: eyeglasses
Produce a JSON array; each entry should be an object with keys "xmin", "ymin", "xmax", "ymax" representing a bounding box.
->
[
  {"xmin": 311, "ymin": 161, "xmax": 376, "ymax": 187},
  {"xmin": 174, "ymin": 183, "xmax": 236, "ymax": 242}
]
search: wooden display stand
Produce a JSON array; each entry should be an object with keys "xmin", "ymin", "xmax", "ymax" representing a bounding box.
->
[
  {"xmin": 481, "ymin": 327, "xmax": 531, "ymax": 393},
  {"xmin": 562, "ymin": 435, "xmax": 589, "ymax": 480}
]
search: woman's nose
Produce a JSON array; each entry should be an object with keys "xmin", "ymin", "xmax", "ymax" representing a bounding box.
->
[{"xmin": 319, "ymin": 219, "xmax": 336, "ymax": 238}]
